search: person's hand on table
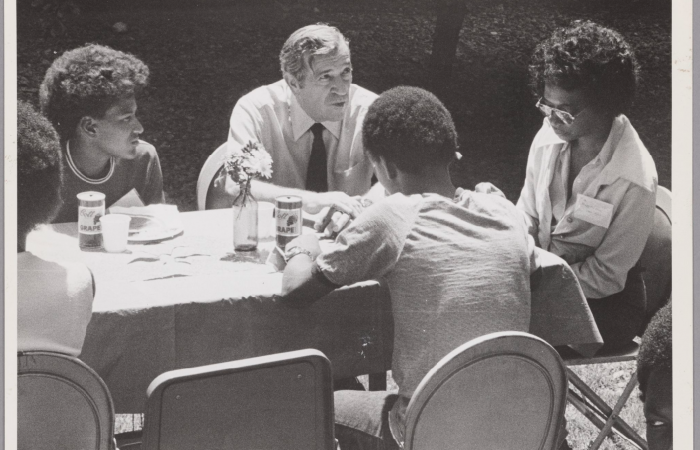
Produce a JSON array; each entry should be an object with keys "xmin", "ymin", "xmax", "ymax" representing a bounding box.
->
[
  {"xmin": 285, "ymin": 234, "xmax": 322, "ymax": 261},
  {"xmin": 314, "ymin": 196, "xmax": 373, "ymax": 238},
  {"xmin": 304, "ymin": 191, "xmax": 364, "ymax": 217},
  {"xmin": 314, "ymin": 207, "xmax": 351, "ymax": 238},
  {"xmin": 281, "ymin": 233, "xmax": 333, "ymax": 305}
]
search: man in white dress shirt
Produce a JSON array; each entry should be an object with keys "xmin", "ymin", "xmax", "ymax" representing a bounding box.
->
[{"xmin": 206, "ymin": 24, "xmax": 381, "ymax": 223}]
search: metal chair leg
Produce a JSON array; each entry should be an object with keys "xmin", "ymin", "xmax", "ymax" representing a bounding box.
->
[
  {"xmin": 588, "ymin": 373, "xmax": 646, "ymax": 450},
  {"xmin": 567, "ymin": 369, "xmax": 615, "ymax": 417},
  {"xmin": 567, "ymin": 390, "xmax": 607, "ymax": 430},
  {"xmin": 566, "ymin": 369, "xmax": 648, "ymax": 450},
  {"xmin": 568, "ymin": 388, "xmax": 646, "ymax": 450},
  {"xmin": 568, "ymin": 370, "xmax": 644, "ymax": 445}
]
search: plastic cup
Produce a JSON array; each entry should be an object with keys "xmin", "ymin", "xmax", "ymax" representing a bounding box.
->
[
  {"xmin": 258, "ymin": 202, "xmax": 276, "ymax": 239},
  {"xmin": 99, "ymin": 214, "xmax": 131, "ymax": 253}
]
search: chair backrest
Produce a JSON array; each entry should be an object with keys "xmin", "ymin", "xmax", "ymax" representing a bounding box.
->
[
  {"xmin": 655, "ymin": 185, "xmax": 672, "ymax": 219},
  {"xmin": 196, "ymin": 143, "xmax": 228, "ymax": 211},
  {"xmin": 18, "ymin": 351, "xmax": 115, "ymax": 450},
  {"xmin": 639, "ymin": 185, "xmax": 672, "ymax": 323},
  {"xmin": 403, "ymin": 332, "xmax": 567, "ymax": 450},
  {"xmin": 142, "ymin": 349, "xmax": 335, "ymax": 450}
]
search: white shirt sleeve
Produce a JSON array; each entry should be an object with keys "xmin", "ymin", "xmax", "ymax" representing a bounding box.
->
[
  {"xmin": 228, "ymin": 95, "xmax": 265, "ymax": 149},
  {"xmin": 570, "ymin": 183, "xmax": 656, "ymax": 298},
  {"xmin": 516, "ymin": 135, "xmax": 543, "ymax": 242}
]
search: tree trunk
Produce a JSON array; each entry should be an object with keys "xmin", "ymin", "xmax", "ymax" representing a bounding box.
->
[{"xmin": 430, "ymin": 0, "xmax": 467, "ymax": 99}]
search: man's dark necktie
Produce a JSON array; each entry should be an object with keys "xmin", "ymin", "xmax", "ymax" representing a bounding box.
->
[{"xmin": 305, "ymin": 123, "xmax": 328, "ymax": 192}]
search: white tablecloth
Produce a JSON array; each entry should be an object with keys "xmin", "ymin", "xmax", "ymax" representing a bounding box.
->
[{"xmin": 27, "ymin": 209, "xmax": 601, "ymax": 413}]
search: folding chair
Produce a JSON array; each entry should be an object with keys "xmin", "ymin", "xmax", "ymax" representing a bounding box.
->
[
  {"xmin": 401, "ymin": 331, "xmax": 567, "ymax": 450},
  {"xmin": 639, "ymin": 185, "xmax": 672, "ymax": 325},
  {"xmin": 120, "ymin": 349, "xmax": 335, "ymax": 450},
  {"xmin": 196, "ymin": 142, "xmax": 228, "ymax": 210},
  {"xmin": 18, "ymin": 351, "xmax": 116, "ymax": 450},
  {"xmin": 560, "ymin": 186, "xmax": 672, "ymax": 450}
]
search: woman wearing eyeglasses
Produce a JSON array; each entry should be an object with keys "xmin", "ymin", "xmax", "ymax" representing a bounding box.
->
[{"xmin": 517, "ymin": 21, "xmax": 658, "ymax": 353}]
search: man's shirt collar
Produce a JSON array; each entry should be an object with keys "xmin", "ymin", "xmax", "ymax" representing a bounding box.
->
[{"xmin": 289, "ymin": 87, "xmax": 342, "ymax": 141}]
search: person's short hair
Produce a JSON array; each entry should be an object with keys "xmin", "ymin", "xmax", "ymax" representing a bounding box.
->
[
  {"xmin": 17, "ymin": 101, "xmax": 64, "ymax": 239},
  {"xmin": 39, "ymin": 44, "xmax": 149, "ymax": 142},
  {"xmin": 637, "ymin": 301, "xmax": 672, "ymax": 401},
  {"xmin": 529, "ymin": 20, "xmax": 640, "ymax": 117},
  {"xmin": 279, "ymin": 23, "xmax": 349, "ymax": 85},
  {"xmin": 362, "ymin": 86, "xmax": 458, "ymax": 174}
]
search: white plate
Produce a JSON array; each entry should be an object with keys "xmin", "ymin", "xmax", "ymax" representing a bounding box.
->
[{"xmin": 126, "ymin": 214, "xmax": 184, "ymax": 243}]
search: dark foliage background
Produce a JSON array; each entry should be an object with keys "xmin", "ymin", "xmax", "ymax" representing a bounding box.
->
[{"xmin": 18, "ymin": 0, "xmax": 671, "ymax": 211}]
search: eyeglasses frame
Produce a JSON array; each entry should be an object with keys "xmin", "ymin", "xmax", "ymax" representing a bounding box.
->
[{"xmin": 535, "ymin": 97, "xmax": 586, "ymax": 126}]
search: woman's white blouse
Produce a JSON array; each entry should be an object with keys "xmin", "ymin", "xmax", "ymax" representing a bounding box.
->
[{"xmin": 517, "ymin": 115, "xmax": 658, "ymax": 299}]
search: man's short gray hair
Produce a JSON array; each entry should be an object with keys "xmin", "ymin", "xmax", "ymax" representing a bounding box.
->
[{"xmin": 280, "ymin": 24, "xmax": 349, "ymax": 84}]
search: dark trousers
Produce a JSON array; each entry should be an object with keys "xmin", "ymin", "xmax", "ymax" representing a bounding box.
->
[
  {"xmin": 334, "ymin": 377, "xmax": 367, "ymax": 391},
  {"xmin": 334, "ymin": 390, "xmax": 400, "ymax": 450},
  {"xmin": 587, "ymin": 265, "xmax": 646, "ymax": 353}
]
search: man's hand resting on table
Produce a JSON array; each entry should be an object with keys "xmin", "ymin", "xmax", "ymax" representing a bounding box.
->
[
  {"xmin": 312, "ymin": 182, "xmax": 386, "ymax": 237},
  {"xmin": 212, "ymin": 167, "xmax": 379, "ymax": 239},
  {"xmin": 304, "ymin": 191, "xmax": 364, "ymax": 216},
  {"xmin": 213, "ymin": 170, "xmax": 363, "ymax": 216},
  {"xmin": 313, "ymin": 196, "xmax": 374, "ymax": 238}
]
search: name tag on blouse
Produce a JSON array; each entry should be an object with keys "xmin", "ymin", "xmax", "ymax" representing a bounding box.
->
[{"xmin": 573, "ymin": 195, "xmax": 613, "ymax": 228}]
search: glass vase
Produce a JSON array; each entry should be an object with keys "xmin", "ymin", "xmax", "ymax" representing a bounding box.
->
[{"xmin": 233, "ymin": 184, "xmax": 258, "ymax": 251}]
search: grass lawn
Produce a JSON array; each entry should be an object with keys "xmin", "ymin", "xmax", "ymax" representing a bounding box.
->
[
  {"xmin": 18, "ymin": 0, "xmax": 670, "ymax": 209},
  {"xmin": 19, "ymin": 1, "xmax": 669, "ymax": 448},
  {"xmin": 565, "ymin": 362, "xmax": 646, "ymax": 450}
]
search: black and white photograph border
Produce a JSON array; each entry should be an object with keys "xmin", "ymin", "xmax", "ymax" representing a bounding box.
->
[{"xmin": 4, "ymin": 0, "xmax": 693, "ymax": 448}]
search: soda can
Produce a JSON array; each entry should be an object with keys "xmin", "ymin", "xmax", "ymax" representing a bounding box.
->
[
  {"xmin": 77, "ymin": 191, "xmax": 105, "ymax": 249},
  {"xmin": 275, "ymin": 195, "xmax": 302, "ymax": 249}
]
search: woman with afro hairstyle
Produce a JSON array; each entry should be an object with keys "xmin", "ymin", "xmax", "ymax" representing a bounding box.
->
[
  {"xmin": 40, "ymin": 44, "xmax": 164, "ymax": 223},
  {"xmin": 637, "ymin": 301, "xmax": 672, "ymax": 450},
  {"xmin": 17, "ymin": 101, "xmax": 94, "ymax": 356},
  {"xmin": 516, "ymin": 21, "xmax": 658, "ymax": 353}
]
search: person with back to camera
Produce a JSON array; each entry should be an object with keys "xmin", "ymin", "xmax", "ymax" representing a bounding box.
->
[
  {"xmin": 637, "ymin": 301, "xmax": 672, "ymax": 450},
  {"xmin": 17, "ymin": 101, "xmax": 94, "ymax": 356},
  {"xmin": 516, "ymin": 20, "xmax": 658, "ymax": 353},
  {"xmin": 281, "ymin": 86, "xmax": 535, "ymax": 450},
  {"xmin": 40, "ymin": 43, "xmax": 164, "ymax": 224},
  {"xmin": 206, "ymin": 23, "xmax": 383, "ymax": 234}
]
